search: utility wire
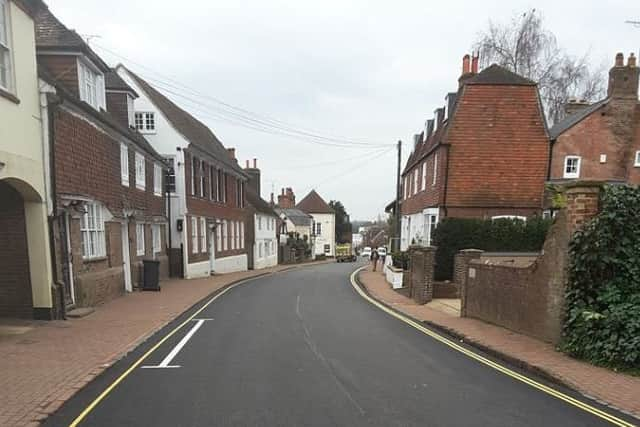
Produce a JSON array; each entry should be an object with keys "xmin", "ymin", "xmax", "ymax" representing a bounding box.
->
[{"xmin": 92, "ymin": 42, "xmax": 391, "ymax": 147}]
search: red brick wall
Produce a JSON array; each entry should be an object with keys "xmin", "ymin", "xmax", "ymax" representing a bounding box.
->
[
  {"xmin": 445, "ymin": 85, "xmax": 548, "ymax": 211},
  {"xmin": 183, "ymin": 148, "xmax": 247, "ymax": 262},
  {"xmin": 0, "ymin": 182, "xmax": 33, "ymax": 318},
  {"xmin": 401, "ymin": 146, "xmax": 446, "ymax": 215},
  {"xmin": 38, "ymin": 55, "xmax": 79, "ymax": 97}
]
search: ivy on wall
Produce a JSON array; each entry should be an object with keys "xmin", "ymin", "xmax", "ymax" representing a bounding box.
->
[{"xmin": 563, "ymin": 185, "xmax": 640, "ymax": 371}]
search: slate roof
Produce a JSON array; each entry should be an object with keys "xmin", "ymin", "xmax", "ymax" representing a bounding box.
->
[
  {"xmin": 33, "ymin": 1, "xmax": 109, "ymax": 71},
  {"xmin": 274, "ymin": 208, "xmax": 313, "ymax": 226},
  {"xmin": 548, "ymin": 99, "xmax": 608, "ymax": 139},
  {"xmin": 105, "ymin": 69, "xmax": 138, "ymax": 96},
  {"xmin": 120, "ymin": 66, "xmax": 246, "ymax": 177},
  {"xmin": 296, "ymin": 190, "xmax": 334, "ymax": 214},
  {"xmin": 466, "ymin": 64, "xmax": 536, "ymax": 86},
  {"xmin": 38, "ymin": 66, "xmax": 164, "ymax": 163},
  {"xmin": 403, "ymin": 120, "xmax": 449, "ymax": 175},
  {"xmin": 246, "ymin": 188, "xmax": 278, "ymax": 217}
]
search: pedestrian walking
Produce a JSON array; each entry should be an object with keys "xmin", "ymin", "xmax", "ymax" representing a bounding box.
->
[
  {"xmin": 371, "ymin": 248, "xmax": 380, "ymax": 272},
  {"xmin": 380, "ymin": 250, "xmax": 387, "ymax": 269}
]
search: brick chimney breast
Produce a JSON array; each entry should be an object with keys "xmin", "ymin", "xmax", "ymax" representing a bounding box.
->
[{"xmin": 608, "ymin": 52, "xmax": 640, "ymax": 99}]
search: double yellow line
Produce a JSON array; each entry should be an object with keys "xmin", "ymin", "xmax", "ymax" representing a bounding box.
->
[{"xmin": 349, "ymin": 266, "xmax": 636, "ymax": 427}]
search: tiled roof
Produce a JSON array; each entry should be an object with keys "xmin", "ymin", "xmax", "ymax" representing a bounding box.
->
[
  {"xmin": 296, "ymin": 190, "xmax": 334, "ymax": 214},
  {"xmin": 120, "ymin": 66, "xmax": 246, "ymax": 177},
  {"xmin": 246, "ymin": 188, "xmax": 278, "ymax": 216},
  {"xmin": 466, "ymin": 64, "xmax": 536, "ymax": 86},
  {"xmin": 38, "ymin": 66, "xmax": 164, "ymax": 163},
  {"xmin": 548, "ymin": 99, "xmax": 608, "ymax": 139},
  {"xmin": 33, "ymin": 2, "xmax": 109, "ymax": 71},
  {"xmin": 274, "ymin": 208, "xmax": 313, "ymax": 226},
  {"xmin": 105, "ymin": 70, "xmax": 137, "ymax": 96}
]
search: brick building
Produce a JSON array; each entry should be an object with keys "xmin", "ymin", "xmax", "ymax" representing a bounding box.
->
[
  {"xmin": 34, "ymin": 2, "xmax": 169, "ymax": 310},
  {"xmin": 549, "ymin": 53, "xmax": 640, "ymax": 186},
  {"xmin": 117, "ymin": 66, "xmax": 249, "ymax": 277},
  {"xmin": 400, "ymin": 54, "xmax": 549, "ymax": 250}
]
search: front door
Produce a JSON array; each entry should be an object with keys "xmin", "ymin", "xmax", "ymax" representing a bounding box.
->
[
  {"xmin": 61, "ymin": 212, "xmax": 76, "ymax": 306},
  {"xmin": 209, "ymin": 229, "xmax": 216, "ymax": 274},
  {"xmin": 121, "ymin": 220, "xmax": 132, "ymax": 292}
]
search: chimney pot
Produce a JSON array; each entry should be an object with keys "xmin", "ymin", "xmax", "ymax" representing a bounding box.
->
[
  {"xmin": 253, "ymin": 158, "xmax": 257, "ymax": 168},
  {"xmin": 615, "ymin": 52, "xmax": 624, "ymax": 67},
  {"xmin": 628, "ymin": 53, "xmax": 637, "ymax": 67},
  {"xmin": 245, "ymin": 160, "xmax": 250, "ymax": 168}
]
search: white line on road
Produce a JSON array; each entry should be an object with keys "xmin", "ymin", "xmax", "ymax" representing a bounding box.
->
[{"xmin": 141, "ymin": 318, "xmax": 212, "ymax": 369}]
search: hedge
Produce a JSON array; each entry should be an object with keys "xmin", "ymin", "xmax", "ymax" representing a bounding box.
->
[
  {"xmin": 431, "ymin": 216, "xmax": 551, "ymax": 280},
  {"xmin": 562, "ymin": 185, "xmax": 640, "ymax": 371}
]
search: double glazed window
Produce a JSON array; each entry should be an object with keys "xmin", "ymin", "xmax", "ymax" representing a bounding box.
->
[
  {"xmin": 78, "ymin": 60, "xmax": 105, "ymax": 110},
  {"xmin": 0, "ymin": 0, "xmax": 13, "ymax": 92},
  {"xmin": 135, "ymin": 152, "xmax": 146, "ymax": 190},
  {"xmin": 564, "ymin": 156, "xmax": 581, "ymax": 179},
  {"xmin": 134, "ymin": 112, "xmax": 155, "ymax": 133},
  {"xmin": 81, "ymin": 203, "xmax": 106, "ymax": 259},
  {"xmin": 136, "ymin": 223, "xmax": 145, "ymax": 256}
]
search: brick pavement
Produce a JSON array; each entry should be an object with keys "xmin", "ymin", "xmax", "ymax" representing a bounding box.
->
[
  {"xmin": 0, "ymin": 263, "xmax": 324, "ymax": 427},
  {"xmin": 359, "ymin": 266, "xmax": 640, "ymax": 420}
]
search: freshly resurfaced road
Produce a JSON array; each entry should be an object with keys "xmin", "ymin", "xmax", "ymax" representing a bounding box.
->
[{"xmin": 44, "ymin": 262, "xmax": 637, "ymax": 427}]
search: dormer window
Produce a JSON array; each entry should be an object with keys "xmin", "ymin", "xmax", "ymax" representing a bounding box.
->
[
  {"xmin": 433, "ymin": 111, "xmax": 439, "ymax": 132},
  {"xmin": 135, "ymin": 112, "xmax": 156, "ymax": 133},
  {"xmin": 78, "ymin": 59, "xmax": 105, "ymax": 110}
]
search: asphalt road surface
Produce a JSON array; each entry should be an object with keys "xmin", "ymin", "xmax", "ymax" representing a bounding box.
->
[{"xmin": 45, "ymin": 261, "xmax": 637, "ymax": 427}]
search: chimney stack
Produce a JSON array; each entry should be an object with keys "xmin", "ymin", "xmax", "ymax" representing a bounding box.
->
[
  {"xmin": 270, "ymin": 192, "xmax": 275, "ymax": 206},
  {"xmin": 253, "ymin": 158, "xmax": 257, "ymax": 168},
  {"xmin": 471, "ymin": 53, "xmax": 479, "ymax": 74},
  {"xmin": 227, "ymin": 147, "xmax": 236, "ymax": 160},
  {"xmin": 245, "ymin": 159, "xmax": 250, "ymax": 168},
  {"xmin": 607, "ymin": 52, "xmax": 640, "ymax": 100},
  {"xmin": 277, "ymin": 187, "xmax": 296, "ymax": 208},
  {"xmin": 245, "ymin": 157, "xmax": 261, "ymax": 195},
  {"xmin": 462, "ymin": 54, "xmax": 471, "ymax": 75},
  {"xmin": 458, "ymin": 53, "xmax": 478, "ymax": 88}
]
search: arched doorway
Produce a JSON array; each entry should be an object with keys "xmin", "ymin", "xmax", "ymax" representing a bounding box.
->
[{"xmin": 0, "ymin": 180, "xmax": 34, "ymax": 318}]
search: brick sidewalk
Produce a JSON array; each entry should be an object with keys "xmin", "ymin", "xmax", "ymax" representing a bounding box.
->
[
  {"xmin": 358, "ymin": 266, "xmax": 640, "ymax": 420},
  {"xmin": 0, "ymin": 263, "xmax": 323, "ymax": 427}
]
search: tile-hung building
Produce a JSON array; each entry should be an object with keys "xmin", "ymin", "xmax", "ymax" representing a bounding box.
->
[
  {"xmin": 243, "ymin": 159, "xmax": 278, "ymax": 270},
  {"xmin": 117, "ymin": 66, "xmax": 249, "ymax": 277},
  {"xmin": 34, "ymin": 2, "xmax": 169, "ymax": 310},
  {"xmin": 296, "ymin": 190, "xmax": 336, "ymax": 257},
  {"xmin": 548, "ymin": 53, "xmax": 640, "ymax": 187},
  {"xmin": 0, "ymin": 0, "xmax": 55, "ymax": 319},
  {"xmin": 400, "ymin": 54, "xmax": 549, "ymax": 250}
]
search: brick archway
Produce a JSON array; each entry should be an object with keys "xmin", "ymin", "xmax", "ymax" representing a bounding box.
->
[{"xmin": 0, "ymin": 181, "xmax": 34, "ymax": 318}]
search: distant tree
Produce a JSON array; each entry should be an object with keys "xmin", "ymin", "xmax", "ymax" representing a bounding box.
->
[
  {"xmin": 329, "ymin": 200, "xmax": 353, "ymax": 244},
  {"xmin": 473, "ymin": 9, "xmax": 605, "ymax": 124}
]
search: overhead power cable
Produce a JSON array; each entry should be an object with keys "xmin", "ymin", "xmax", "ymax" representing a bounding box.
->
[{"xmin": 92, "ymin": 42, "xmax": 392, "ymax": 148}]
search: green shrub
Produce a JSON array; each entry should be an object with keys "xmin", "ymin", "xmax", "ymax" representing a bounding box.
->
[
  {"xmin": 431, "ymin": 216, "xmax": 551, "ymax": 280},
  {"xmin": 562, "ymin": 185, "xmax": 640, "ymax": 370},
  {"xmin": 391, "ymin": 251, "xmax": 410, "ymax": 270}
]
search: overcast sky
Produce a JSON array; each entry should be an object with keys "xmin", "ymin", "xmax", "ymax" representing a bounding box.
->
[{"xmin": 47, "ymin": 0, "xmax": 639, "ymax": 220}]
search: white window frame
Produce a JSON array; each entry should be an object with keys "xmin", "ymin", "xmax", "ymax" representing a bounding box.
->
[
  {"xmin": 563, "ymin": 156, "xmax": 581, "ymax": 179},
  {"xmin": 492, "ymin": 215, "xmax": 527, "ymax": 221},
  {"xmin": 136, "ymin": 223, "xmax": 145, "ymax": 256},
  {"xmin": 134, "ymin": 111, "xmax": 156, "ymax": 133},
  {"xmin": 191, "ymin": 217, "xmax": 198, "ymax": 254},
  {"xmin": 153, "ymin": 163, "xmax": 162, "ymax": 196},
  {"xmin": 120, "ymin": 143, "xmax": 129, "ymax": 186},
  {"xmin": 135, "ymin": 152, "xmax": 146, "ymax": 190},
  {"xmin": 240, "ymin": 222, "xmax": 245, "ymax": 249},
  {"xmin": 223, "ymin": 220, "xmax": 228, "ymax": 251},
  {"xmin": 199, "ymin": 160, "xmax": 205, "ymax": 198},
  {"xmin": 413, "ymin": 169, "xmax": 418, "ymax": 195},
  {"xmin": 421, "ymin": 162, "xmax": 427, "ymax": 190},
  {"xmin": 258, "ymin": 216, "xmax": 262, "ymax": 231},
  {"xmin": 77, "ymin": 58, "xmax": 105, "ymax": 110},
  {"xmin": 190, "ymin": 155, "xmax": 196, "ymax": 196},
  {"xmin": 230, "ymin": 221, "xmax": 235, "ymax": 250},
  {"xmin": 81, "ymin": 202, "xmax": 106, "ymax": 259},
  {"xmin": 216, "ymin": 219, "xmax": 222, "ymax": 252},
  {"xmin": 200, "ymin": 217, "xmax": 207, "ymax": 253},
  {"xmin": 316, "ymin": 222, "xmax": 322, "ymax": 236},
  {"xmin": 432, "ymin": 153, "xmax": 438, "ymax": 186},
  {"xmin": 0, "ymin": 0, "xmax": 14, "ymax": 93},
  {"xmin": 126, "ymin": 94, "xmax": 135, "ymax": 127},
  {"xmin": 635, "ymin": 151, "xmax": 640, "ymax": 167},
  {"xmin": 152, "ymin": 224, "xmax": 161, "ymax": 254}
]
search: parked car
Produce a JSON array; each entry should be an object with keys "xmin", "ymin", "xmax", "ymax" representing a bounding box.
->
[
  {"xmin": 377, "ymin": 247, "xmax": 387, "ymax": 258},
  {"xmin": 361, "ymin": 247, "xmax": 372, "ymax": 259}
]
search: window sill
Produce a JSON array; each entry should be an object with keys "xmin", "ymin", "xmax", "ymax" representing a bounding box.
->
[
  {"xmin": 139, "ymin": 130, "xmax": 157, "ymax": 135},
  {"xmin": 122, "ymin": 180, "xmax": 130, "ymax": 187},
  {"xmin": 0, "ymin": 87, "xmax": 20, "ymax": 104},
  {"xmin": 136, "ymin": 184, "xmax": 146, "ymax": 191},
  {"xmin": 83, "ymin": 256, "xmax": 107, "ymax": 263},
  {"xmin": 136, "ymin": 252, "xmax": 145, "ymax": 257},
  {"xmin": 154, "ymin": 192, "xmax": 162, "ymax": 197}
]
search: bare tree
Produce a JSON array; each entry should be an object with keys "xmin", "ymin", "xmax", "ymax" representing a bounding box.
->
[{"xmin": 474, "ymin": 9, "xmax": 605, "ymax": 124}]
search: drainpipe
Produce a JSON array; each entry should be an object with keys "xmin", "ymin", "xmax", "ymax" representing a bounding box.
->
[{"xmin": 41, "ymin": 88, "xmax": 66, "ymax": 319}]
